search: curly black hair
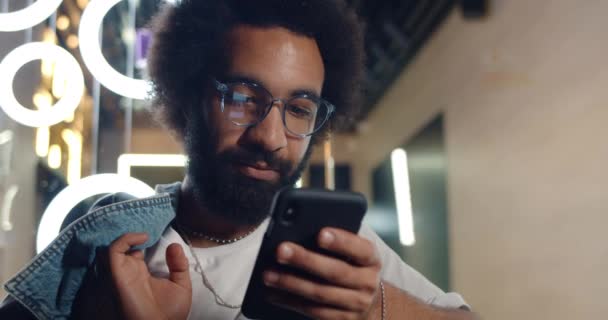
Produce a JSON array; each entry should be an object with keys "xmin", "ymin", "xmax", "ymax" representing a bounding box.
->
[{"xmin": 147, "ymin": 0, "xmax": 365, "ymax": 144}]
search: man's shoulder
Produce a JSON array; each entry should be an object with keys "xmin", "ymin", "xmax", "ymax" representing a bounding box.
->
[
  {"xmin": 61, "ymin": 181, "xmax": 182, "ymax": 232},
  {"xmin": 91, "ymin": 192, "xmax": 140, "ymax": 209},
  {"xmin": 90, "ymin": 182, "xmax": 181, "ymax": 213},
  {"xmin": 3, "ymin": 191, "xmax": 177, "ymax": 320},
  {"xmin": 60, "ymin": 192, "xmax": 139, "ymax": 231}
]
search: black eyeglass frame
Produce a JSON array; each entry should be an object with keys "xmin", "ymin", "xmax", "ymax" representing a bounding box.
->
[{"xmin": 213, "ymin": 79, "xmax": 335, "ymax": 138}]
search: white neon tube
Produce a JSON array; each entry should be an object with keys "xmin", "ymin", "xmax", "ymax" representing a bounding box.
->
[
  {"xmin": 0, "ymin": 130, "xmax": 13, "ymax": 145},
  {"xmin": 0, "ymin": 0, "xmax": 63, "ymax": 32},
  {"xmin": 62, "ymin": 129, "xmax": 83, "ymax": 184},
  {"xmin": 36, "ymin": 174, "xmax": 155, "ymax": 253},
  {"xmin": 391, "ymin": 148, "xmax": 416, "ymax": 246},
  {"xmin": 0, "ymin": 42, "xmax": 84, "ymax": 128},
  {"xmin": 117, "ymin": 154, "xmax": 188, "ymax": 177},
  {"xmin": 1, "ymin": 185, "xmax": 18, "ymax": 232},
  {"xmin": 79, "ymin": 0, "xmax": 152, "ymax": 100},
  {"xmin": 36, "ymin": 127, "xmax": 50, "ymax": 157},
  {"xmin": 47, "ymin": 144, "xmax": 62, "ymax": 169}
]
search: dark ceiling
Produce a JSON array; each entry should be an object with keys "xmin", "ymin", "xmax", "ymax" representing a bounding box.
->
[{"xmin": 346, "ymin": 0, "xmax": 456, "ymax": 121}]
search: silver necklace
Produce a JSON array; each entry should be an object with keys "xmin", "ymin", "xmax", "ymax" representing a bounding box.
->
[
  {"xmin": 175, "ymin": 221, "xmax": 256, "ymax": 244},
  {"xmin": 180, "ymin": 230, "xmax": 244, "ymax": 310}
]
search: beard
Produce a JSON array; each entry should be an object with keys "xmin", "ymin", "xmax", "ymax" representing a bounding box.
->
[{"xmin": 183, "ymin": 112, "xmax": 311, "ymax": 226}]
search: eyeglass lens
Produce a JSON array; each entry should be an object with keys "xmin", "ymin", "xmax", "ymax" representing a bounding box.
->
[{"xmin": 223, "ymin": 83, "xmax": 328, "ymax": 136}]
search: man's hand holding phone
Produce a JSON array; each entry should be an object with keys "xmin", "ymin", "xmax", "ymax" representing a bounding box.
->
[{"xmin": 263, "ymin": 227, "xmax": 382, "ymax": 320}]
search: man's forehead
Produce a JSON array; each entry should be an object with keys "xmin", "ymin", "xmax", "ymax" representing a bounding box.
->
[{"xmin": 224, "ymin": 25, "xmax": 325, "ymax": 96}]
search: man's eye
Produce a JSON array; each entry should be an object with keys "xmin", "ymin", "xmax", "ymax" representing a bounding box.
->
[
  {"xmin": 228, "ymin": 92, "xmax": 256, "ymax": 104},
  {"xmin": 287, "ymin": 105, "xmax": 313, "ymax": 119}
]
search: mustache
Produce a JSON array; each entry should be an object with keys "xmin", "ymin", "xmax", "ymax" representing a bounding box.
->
[{"xmin": 217, "ymin": 147, "xmax": 293, "ymax": 175}]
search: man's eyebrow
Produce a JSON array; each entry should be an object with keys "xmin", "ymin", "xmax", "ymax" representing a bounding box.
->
[
  {"xmin": 223, "ymin": 73, "xmax": 322, "ymax": 99},
  {"xmin": 222, "ymin": 73, "xmax": 266, "ymax": 87},
  {"xmin": 290, "ymin": 89, "xmax": 321, "ymax": 100}
]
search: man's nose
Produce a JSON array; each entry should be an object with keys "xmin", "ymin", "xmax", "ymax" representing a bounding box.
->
[{"xmin": 242, "ymin": 104, "xmax": 287, "ymax": 153}]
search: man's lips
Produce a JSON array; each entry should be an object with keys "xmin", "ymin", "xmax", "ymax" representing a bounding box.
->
[{"xmin": 235, "ymin": 162, "xmax": 280, "ymax": 181}]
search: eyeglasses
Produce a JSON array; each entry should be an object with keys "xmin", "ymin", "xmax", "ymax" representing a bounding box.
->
[{"xmin": 213, "ymin": 79, "xmax": 335, "ymax": 137}]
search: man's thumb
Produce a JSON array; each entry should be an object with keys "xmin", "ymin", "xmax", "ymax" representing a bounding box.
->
[{"xmin": 165, "ymin": 243, "xmax": 192, "ymax": 289}]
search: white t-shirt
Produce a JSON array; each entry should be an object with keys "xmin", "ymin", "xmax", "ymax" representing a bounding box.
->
[{"xmin": 145, "ymin": 220, "xmax": 467, "ymax": 320}]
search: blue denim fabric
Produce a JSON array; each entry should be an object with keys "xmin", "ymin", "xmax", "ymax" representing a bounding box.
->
[{"xmin": 3, "ymin": 183, "xmax": 181, "ymax": 320}]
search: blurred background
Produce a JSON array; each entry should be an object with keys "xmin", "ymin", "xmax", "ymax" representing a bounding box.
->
[{"xmin": 1, "ymin": 0, "xmax": 607, "ymax": 319}]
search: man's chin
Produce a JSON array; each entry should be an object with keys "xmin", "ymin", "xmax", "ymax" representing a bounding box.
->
[{"xmin": 189, "ymin": 169, "xmax": 282, "ymax": 226}]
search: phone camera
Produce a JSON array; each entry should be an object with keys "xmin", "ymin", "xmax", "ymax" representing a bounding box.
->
[{"xmin": 282, "ymin": 207, "xmax": 297, "ymax": 223}]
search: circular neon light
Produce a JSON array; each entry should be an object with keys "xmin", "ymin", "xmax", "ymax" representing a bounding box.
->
[
  {"xmin": 36, "ymin": 174, "xmax": 155, "ymax": 253},
  {"xmin": 0, "ymin": 0, "xmax": 63, "ymax": 32},
  {"xmin": 79, "ymin": 0, "xmax": 152, "ymax": 100},
  {"xmin": 0, "ymin": 42, "xmax": 84, "ymax": 128}
]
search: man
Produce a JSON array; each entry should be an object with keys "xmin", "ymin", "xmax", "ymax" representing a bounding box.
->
[{"xmin": 1, "ymin": 1, "xmax": 476, "ymax": 319}]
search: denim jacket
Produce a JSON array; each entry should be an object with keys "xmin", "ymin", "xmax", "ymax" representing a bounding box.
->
[{"xmin": 1, "ymin": 183, "xmax": 182, "ymax": 320}]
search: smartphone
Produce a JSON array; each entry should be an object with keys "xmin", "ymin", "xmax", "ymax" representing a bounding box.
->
[{"xmin": 241, "ymin": 188, "xmax": 367, "ymax": 320}]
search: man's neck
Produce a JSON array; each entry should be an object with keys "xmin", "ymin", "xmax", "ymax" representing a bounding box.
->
[{"xmin": 175, "ymin": 178, "xmax": 258, "ymax": 248}]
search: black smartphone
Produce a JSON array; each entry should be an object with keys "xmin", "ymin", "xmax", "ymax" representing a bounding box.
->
[{"xmin": 241, "ymin": 188, "xmax": 367, "ymax": 320}]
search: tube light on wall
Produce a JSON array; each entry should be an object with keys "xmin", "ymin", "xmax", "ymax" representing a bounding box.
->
[
  {"xmin": 47, "ymin": 144, "xmax": 62, "ymax": 169},
  {"xmin": 117, "ymin": 154, "xmax": 188, "ymax": 177},
  {"xmin": 391, "ymin": 148, "xmax": 416, "ymax": 246},
  {"xmin": 0, "ymin": 130, "xmax": 13, "ymax": 146},
  {"xmin": 79, "ymin": 0, "xmax": 152, "ymax": 100},
  {"xmin": 36, "ymin": 174, "xmax": 155, "ymax": 253},
  {"xmin": 0, "ymin": 42, "xmax": 84, "ymax": 128},
  {"xmin": 323, "ymin": 141, "xmax": 335, "ymax": 190},
  {"xmin": 52, "ymin": 60, "xmax": 70, "ymax": 99},
  {"xmin": 62, "ymin": 129, "xmax": 83, "ymax": 184},
  {"xmin": 0, "ymin": 130, "xmax": 14, "ymax": 177},
  {"xmin": 0, "ymin": 0, "xmax": 63, "ymax": 32},
  {"xmin": 35, "ymin": 128, "xmax": 50, "ymax": 157},
  {"xmin": 1, "ymin": 185, "xmax": 19, "ymax": 232}
]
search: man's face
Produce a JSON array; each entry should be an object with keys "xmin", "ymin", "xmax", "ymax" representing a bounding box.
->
[{"xmin": 184, "ymin": 26, "xmax": 325, "ymax": 225}]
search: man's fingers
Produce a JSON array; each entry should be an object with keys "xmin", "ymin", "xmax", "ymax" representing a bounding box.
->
[
  {"xmin": 318, "ymin": 228, "xmax": 380, "ymax": 267},
  {"xmin": 264, "ymin": 270, "xmax": 374, "ymax": 312},
  {"xmin": 166, "ymin": 243, "xmax": 191, "ymax": 290},
  {"xmin": 275, "ymin": 242, "xmax": 379, "ymax": 291},
  {"xmin": 109, "ymin": 232, "xmax": 149, "ymax": 255},
  {"xmin": 128, "ymin": 250, "xmax": 145, "ymax": 260},
  {"xmin": 268, "ymin": 293, "xmax": 360, "ymax": 320}
]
